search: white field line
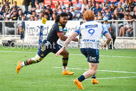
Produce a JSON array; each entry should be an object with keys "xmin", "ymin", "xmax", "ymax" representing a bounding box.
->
[
  {"xmin": 86, "ymin": 76, "xmax": 136, "ymax": 80},
  {"xmin": 53, "ymin": 67, "xmax": 136, "ymax": 74},
  {"xmin": 0, "ymin": 50, "xmax": 136, "ymax": 59}
]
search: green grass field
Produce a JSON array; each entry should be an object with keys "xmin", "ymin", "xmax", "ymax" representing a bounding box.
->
[{"xmin": 0, "ymin": 46, "xmax": 136, "ymax": 91}]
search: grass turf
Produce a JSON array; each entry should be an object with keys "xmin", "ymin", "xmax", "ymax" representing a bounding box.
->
[{"xmin": 0, "ymin": 47, "xmax": 136, "ymax": 91}]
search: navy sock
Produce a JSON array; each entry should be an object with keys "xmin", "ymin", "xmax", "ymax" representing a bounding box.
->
[
  {"xmin": 62, "ymin": 58, "xmax": 68, "ymax": 66},
  {"xmin": 92, "ymin": 75, "xmax": 96, "ymax": 78},
  {"xmin": 78, "ymin": 75, "xmax": 85, "ymax": 82}
]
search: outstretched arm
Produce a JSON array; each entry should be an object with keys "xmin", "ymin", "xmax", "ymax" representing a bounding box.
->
[
  {"xmin": 55, "ymin": 32, "xmax": 78, "ymax": 57},
  {"xmin": 57, "ymin": 32, "xmax": 78, "ymax": 42}
]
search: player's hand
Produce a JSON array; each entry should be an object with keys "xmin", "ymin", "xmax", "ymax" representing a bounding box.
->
[{"xmin": 55, "ymin": 47, "xmax": 65, "ymax": 57}]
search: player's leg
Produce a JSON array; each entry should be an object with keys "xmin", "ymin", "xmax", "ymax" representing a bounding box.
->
[
  {"xmin": 16, "ymin": 44, "xmax": 51, "ymax": 73},
  {"xmin": 80, "ymin": 48, "xmax": 99, "ymax": 84},
  {"xmin": 16, "ymin": 54, "xmax": 43, "ymax": 73},
  {"xmin": 52, "ymin": 43, "xmax": 74, "ymax": 75},
  {"xmin": 74, "ymin": 63, "xmax": 98, "ymax": 89},
  {"xmin": 74, "ymin": 48, "xmax": 99, "ymax": 89},
  {"xmin": 59, "ymin": 49, "xmax": 74, "ymax": 75}
]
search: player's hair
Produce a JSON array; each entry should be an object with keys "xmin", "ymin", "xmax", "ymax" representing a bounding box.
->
[
  {"xmin": 83, "ymin": 10, "xmax": 95, "ymax": 21},
  {"xmin": 55, "ymin": 12, "xmax": 68, "ymax": 23}
]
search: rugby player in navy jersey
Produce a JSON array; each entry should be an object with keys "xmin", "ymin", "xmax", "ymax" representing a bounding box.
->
[{"xmin": 16, "ymin": 13, "xmax": 78, "ymax": 75}]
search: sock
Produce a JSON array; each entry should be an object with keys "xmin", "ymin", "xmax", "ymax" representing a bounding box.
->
[
  {"xmin": 63, "ymin": 66, "xmax": 67, "ymax": 71},
  {"xmin": 78, "ymin": 75, "xmax": 85, "ymax": 82},
  {"xmin": 24, "ymin": 59, "xmax": 32, "ymax": 66},
  {"xmin": 92, "ymin": 75, "xmax": 96, "ymax": 79},
  {"xmin": 62, "ymin": 58, "xmax": 68, "ymax": 71},
  {"xmin": 20, "ymin": 62, "xmax": 25, "ymax": 67}
]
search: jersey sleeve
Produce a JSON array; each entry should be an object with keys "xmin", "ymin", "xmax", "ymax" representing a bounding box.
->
[
  {"xmin": 74, "ymin": 26, "xmax": 81, "ymax": 35},
  {"xmin": 102, "ymin": 24, "xmax": 109, "ymax": 35},
  {"xmin": 56, "ymin": 24, "xmax": 63, "ymax": 33}
]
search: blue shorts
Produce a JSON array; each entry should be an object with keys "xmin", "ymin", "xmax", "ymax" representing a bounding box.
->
[
  {"xmin": 80, "ymin": 48, "xmax": 99, "ymax": 63},
  {"xmin": 38, "ymin": 40, "xmax": 62, "ymax": 58}
]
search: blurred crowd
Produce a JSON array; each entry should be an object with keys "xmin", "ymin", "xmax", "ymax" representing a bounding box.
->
[
  {"xmin": 0, "ymin": 0, "xmax": 136, "ymax": 38},
  {"xmin": 0, "ymin": 0, "xmax": 135, "ymax": 21}
]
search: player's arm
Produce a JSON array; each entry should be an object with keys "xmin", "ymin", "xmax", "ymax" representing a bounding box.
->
[
  {"xmin": 57, "ymin": 32, "xmax": 78, "ymax": 42},
  {"xmin": 57, "ymin": 32, "xmax": 67, "ymax": 41},
  {"xmin": 55, "ymin": 28, "xmax": 80, "ymax": 57},
  {"xmin": 63, "ymin": 32, "xmax": 78, "ymax": 48}
]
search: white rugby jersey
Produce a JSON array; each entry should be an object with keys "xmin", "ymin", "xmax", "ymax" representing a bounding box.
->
[{"xmin": 75, "ymin": 20, "xmax": 109, "ymax": 49}]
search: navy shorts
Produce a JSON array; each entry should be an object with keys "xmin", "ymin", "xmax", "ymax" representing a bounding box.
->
[
  {"xmin": 80, "ymin": 48, "xmax": 99, "ymax": 63},
  {"xmin": 38, "ymin": 40, "xmax": 62, "ymax": 58}
]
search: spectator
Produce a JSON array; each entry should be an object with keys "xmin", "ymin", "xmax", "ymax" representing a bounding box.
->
[
  {"xmin": 41, "ymin": 2, "xmax": 46, "ymax": 10},
  {"xmin": 38, "ymin": 10, "xmax": 44, "ymax": 20},
  {"xmin": 18, "ymin": 10, "xmax": 24, "ymax": 20},
  {"xmin": 74, "ymin": 0, "xmax": 82, "ymax": 13},
  {"xmin": 68, "ymin": 0, "xmax": 73, "ymax": 8},
  {"xmin": 34, "ymin": 15, "xmax": 39, "ymax": 21},
  {"xmin": 11, "ymin": 1, "xmax": 19, "ymax": 11},
  {"xmin": 81, "ymin": 0, "xmax": 89, "ymax": 14},
  {"xmin": 35, "ymin": 5, "xmax": 41, "ymax": 15},
  {"xmin": 119, "ymin": 14, "xmax": 129, "ymax": 37},
  {"xmin": 61, "ymin": 1, "xmax": 66, "ymax": 10},
  {"xmin": 94, "ymin": 2, "xmax": 102, "ymax": 15},
  {"xmin": 66, "ymin": 7, "xmax": 73, "ymax": 20},
  {"xmin": 57, "ymin": 7, "xmax": 63, "ymax": 14},
  {"xmin": 110, "ymin": 2, "xmax": 116, "ymax": 14},
  {"xmin": 45, "ymin": 9, "xmax": 51, "ymax": 20},
  {"xmin": 123, "ymin": 0, "xmax": 129, "ymax": 12},
  {"xmin": 30, "ymin": 15, "xmax": 35, "ymax": 21},
  {"xmin": 121, "ymin": 0, "xmax": 125, "ymax": 7},
  {"xmin": 31, "ymin": 0, "xmax": 35, "ymax": 8},
  {"xmin": 104, "ymin": 0, "xmax": 111, "ymax": 7},
  {"xmin": 95, "ymin": 11, "xmax": 102, "ymax": 20},
  {"xmin": 104, "ymin": 6, "xmax": 112, "ymax": 20},
  {"xmin": 52, "ymin": 8, "xmax": 57, "ymax": 14},
  {"xmin": 117, "ymin": 2, "xmax": 124, "ymax": 15},
  {"xmin": 46, "ymin": 5, "xmax": 53, "ymax": 16},
  {"xmin": 35, "ymin": 0, "xmax": 40, "ymax": 9},
  {"xmin": 31, "ymin": 10, "xmax": 37, "ymax": 17},
  {"xmin": 49, "ymin": 0, "xmax": 55, "ymax": 9},
  {"xmin": 112, "ymin": 9, "xmax": 120, "ymax": 20},
  {"xmin": 3, "ymin": 4, "xmax": 10, "ymax": 17},
  {"xmin": 128, "ymin": 0, "xmax": 136, "ymax": 11},
  {"xmin": 88, "ymin": 1, "xmax": 95, "ymax": 11},
  {"xmin": 55, "ymin": 1, "xmax": 60, "ymax": 9},
  {"xmin": 70, "ymin": 7, "xmax": 75, "ymax": 18},
  {"xmin": 23, "ymin": 0, "xmax": 31, "ymax": 15},
  {"xmin": 126, "ymin": 15, "xmax": 133, "ymax": 37},
  {"xmin": 51, "ymin": 13, "xmax": 57, "ymax": 21},
  {"xmin": 1, "ymin": 0, "xmax": 9, "ymax": 14},
  {"xmin": 44, "ymin": 12, "xmax": 49, "ymax": 20},
  {"xmin": 0, "ymin": 2, "xmax": 3, "ymax": 15},
  {"xmin": 133, "ymin": 6, "xmax": 136, "ymax": 19},
  {"xmin": 11, "ymin": 10, "xmax": 18, "ymax": 20},
  {"xmin": 91, "ymin": 0, "xmax": 96, "ymax": 7}
]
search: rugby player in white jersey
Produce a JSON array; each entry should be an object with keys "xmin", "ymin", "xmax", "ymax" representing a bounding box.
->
[{"xmin": 55, "ymin": 10, "xmax": 111, "ymax": 89}]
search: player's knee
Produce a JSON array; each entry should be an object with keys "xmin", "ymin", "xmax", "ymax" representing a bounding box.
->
[
  {"xmin": 31, "ymin": 54, "xmax": 42, "ymax": 63},
  {"xmin": 63, "ymin": 51, "xmax": 69, "ymax": 58}
]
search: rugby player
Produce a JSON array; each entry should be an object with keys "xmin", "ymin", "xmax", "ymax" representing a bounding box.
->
[
  {"xmin": 55, "ymin": 10, "xmax": 111, "ymax": 89},
  {"xmin": 16, "ymin": 12, "xmax": 78, "ymax": 75}
]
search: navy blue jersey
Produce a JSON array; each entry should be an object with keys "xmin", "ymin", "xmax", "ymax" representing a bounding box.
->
[{"xmin": 47, "ymin": 22, "xmax": 65, "ymax": 43}]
